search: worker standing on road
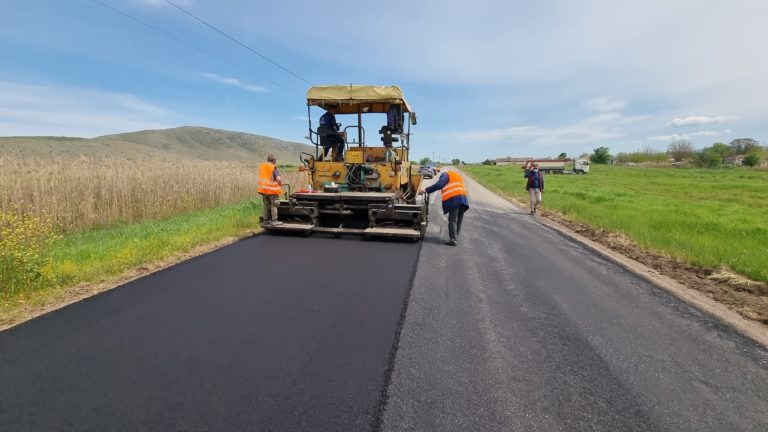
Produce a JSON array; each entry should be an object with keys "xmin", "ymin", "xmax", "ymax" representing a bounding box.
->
[
  {"xmin": 524, "ymin": 162, "xmax": 544, "ymax": 215},
  {"xmin": 258, "ymin": 154, "xmax": 283, "ymax": 226},
  {"xmin": 420, "ymin": 170, "xmax": 469, "ymax": 246}
]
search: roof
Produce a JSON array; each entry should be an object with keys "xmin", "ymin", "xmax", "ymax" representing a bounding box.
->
[{"xmin": 306, "ymin": 85, "xmax": 413, "ymax": 114}]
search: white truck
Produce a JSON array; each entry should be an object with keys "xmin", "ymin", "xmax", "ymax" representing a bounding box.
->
[{"xmin": 522, "ymin": 158, "xmax": 590, "ymax": 174}]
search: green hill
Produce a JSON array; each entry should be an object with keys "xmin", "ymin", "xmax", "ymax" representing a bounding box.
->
[{"xmin": 0, "ymin": 126, "xmax": 313, "ymax": 164}]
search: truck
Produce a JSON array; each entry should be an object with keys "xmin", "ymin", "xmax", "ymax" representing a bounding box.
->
[{"xmin": 522, "ymin": 158, "xmax": 590, "ymax": 174}]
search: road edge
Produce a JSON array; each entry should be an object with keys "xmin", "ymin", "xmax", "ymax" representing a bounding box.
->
[
  {"xmin": 534, "ymin": 215, "xmax": 768, "ymax": 347},
  {"xmin": 0, "ymin": 230, "xmax": 261, "ymax": 332},
  {"xmin": 458, "ymin": 168, "xmax": 768, "ymax": 349}
]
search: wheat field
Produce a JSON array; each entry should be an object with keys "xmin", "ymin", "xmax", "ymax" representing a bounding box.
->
[{"xmin": 0, "ymin": 157, "xmax": 307, "ymax": 231}]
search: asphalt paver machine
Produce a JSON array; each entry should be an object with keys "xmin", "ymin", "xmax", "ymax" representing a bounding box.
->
[{"xmin": 263, "ymin": 85, "xmax": 428, "ymax": 240}]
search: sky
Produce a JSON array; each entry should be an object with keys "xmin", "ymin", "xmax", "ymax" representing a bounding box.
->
[{"xmin": 1, "ymin": 0, "xmax": 766, "ymax": 162}]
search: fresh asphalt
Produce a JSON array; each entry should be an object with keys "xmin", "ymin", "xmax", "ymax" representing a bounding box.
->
[
  {"xmin": 2, "ymin": 174, "xmax": 768, "ymax": 431},
  {"xmin": 0, "ymin": 235, "xmax": 420, "ymax": 431}
]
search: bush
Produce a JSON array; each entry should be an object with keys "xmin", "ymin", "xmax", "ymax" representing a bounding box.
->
[
  {"xmin": 617, "ymin": 149, "xmax": 669, "ymax": 163},
  {"xmin": 692, "ymin": 149, "xmax": 721, "ymax": 168},
  {"xmin": 0, "ymin": 211, "xmax": 61, "ymax": 298},
  {"xmin": 743, "ymin": 153, "xmax": 761, "ymax": 167},
  {"xmin": 667, "ymin": 140, "xmax": 694, "ymax": 162},
  {"xmin": 590, "ymin": 147, "xmax": 612, "ymax": 164}
]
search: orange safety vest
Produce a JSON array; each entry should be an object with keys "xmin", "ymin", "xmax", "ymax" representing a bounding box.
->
[
  {"xmin": 257, "ymin": 162, "xmax": 282, "ymax": 195},
  {"xmin": 441, "ymin": 171, "xmax": 467, "ymax": 202}
]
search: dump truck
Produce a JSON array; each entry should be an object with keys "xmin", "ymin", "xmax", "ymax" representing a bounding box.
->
[
  {"xmin": 262, "ymin": 85, "xmax": 427, "ymax": 240},
  {"xmin": 522, "ymin": 158, "xmax": 590, "ymax": 174}
]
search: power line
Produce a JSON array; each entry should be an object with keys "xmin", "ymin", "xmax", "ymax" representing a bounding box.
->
[
  {"xmin": 89, "ymin": 0, "xmax": 281, "ymax": 89},
  {"xmin": 164, "ymin": 0, "xmax": 314, "ymax": 86}
]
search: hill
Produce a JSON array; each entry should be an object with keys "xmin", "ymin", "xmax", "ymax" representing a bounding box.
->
[{"xmin": 0, "ymin": 126, "xmax": 313, "ymax": 164}]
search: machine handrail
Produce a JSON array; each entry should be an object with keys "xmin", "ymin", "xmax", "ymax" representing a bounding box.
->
[{"xmin": 343, "ymin": 125, "xmax": 365, "ymax": 146}]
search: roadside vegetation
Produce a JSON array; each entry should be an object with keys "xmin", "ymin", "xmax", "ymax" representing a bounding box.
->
[
  {"xmin": 462, "ymin": 164, "xmax": 768, "ymax": 284},
  {"xmin": 0, "ymin": 156, "xmax": 306, "ymax": 321}
]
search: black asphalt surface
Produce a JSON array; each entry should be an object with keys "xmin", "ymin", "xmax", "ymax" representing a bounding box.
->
[
  {"xmin": 381, "ymin": 170, "xmax": 768, "ymax": 431},
  {"xmin": 4, "ymin": 173, "xmax": 768, "ymax": 432},
  {"xmin": 0, "ymin": 235, "xmax": 420, "ymax": 431}
]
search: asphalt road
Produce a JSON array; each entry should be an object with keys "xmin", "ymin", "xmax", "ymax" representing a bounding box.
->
[
  {"xmin": 3, "ymin": 172, "xmax": 768, "ymax": 431},
  {"xmin": 381, "ymin": 170, "xmax": 768, "ymax": 431},
  {"xmin": 0, "ymin": 235, "xmax": 420, "ymax": 432}
]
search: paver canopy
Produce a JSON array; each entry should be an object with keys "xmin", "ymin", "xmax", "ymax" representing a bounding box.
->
[{"xmin": 306, "ymin": 85, "xmax": 413, "ymax": 114}]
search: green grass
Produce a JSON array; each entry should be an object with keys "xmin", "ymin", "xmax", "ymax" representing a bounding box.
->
[
  {"xmin": 463, "ymin": 165, "xmax": 768, "ymax": 283},
  {"xmin": 48, "ymin": 199, "xmax": 262, "ymax": 286},
  {"xmin": 2, "ymin": 199, "xmax": 263, "ymax": 325}
]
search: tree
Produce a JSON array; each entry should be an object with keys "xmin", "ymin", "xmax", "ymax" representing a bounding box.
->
[
  {"xmin": 590, "ymin": 146, "xmax": 612, "ymax": 164},
  {"xmin": 419, "ymin": 157, "xmax": 432, "ymax": 165},
  {"xmin": 743, "ymin": 152, "xmax": 761, "ymax": 167},
  {"xmin": 710, "ymin": 142, "xmax": 731, "ymax": 161},
  {"xmin": 667, "ymin": 140, "xmax": 694, "ymax": 162},
  {"xmin": 729, "ymin": 138, "xmax": 762, "ymax": 155},
  {"xmin": 481, "ymin": 159, "xmax": 495, "ymax": 165},
  {"xmin": 693, "ymin": 148, "xmax": 721, "ymax": 168},
  {"xmin": 451, "ymin": 158, "xmax": 461, "ymax": 165},
  {"xmin": 557, "ymin": 152, "xmax": 567, "ymax": 159}
]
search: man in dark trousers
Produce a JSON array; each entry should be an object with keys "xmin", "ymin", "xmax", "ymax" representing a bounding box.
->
[
  {"xmin": 421, "ymin": 169, "xmax": 470, "ymax": 246},
  {"xmin": 524, "ymin": 162, "xmax": 544, "ymax": 215}
]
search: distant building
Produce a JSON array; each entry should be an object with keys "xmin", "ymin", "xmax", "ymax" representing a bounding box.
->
[
  {"xmin": 495, "ymin": 156, "xmax": 532, "ymax": 166},
  {"xmin": 723, "ymin": 155, "xmax": 746, "ymax": 166}
]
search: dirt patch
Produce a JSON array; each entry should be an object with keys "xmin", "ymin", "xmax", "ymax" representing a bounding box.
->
[
  {"xmin": 0, "ymin": 230, "xmax": 259, "ymax": 331},
  {"xmin": 539, "ymin": 209, "xmax": 768, "ymax": 325}
]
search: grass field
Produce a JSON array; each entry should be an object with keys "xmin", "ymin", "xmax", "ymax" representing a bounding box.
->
[
  {"xmin": 0, "ymin": 199, "xmax": 263, "ymax": 325},
  {"xmin": 1, "ymin": 157, "xmax": 269, "ymax": 230},
  {"xmin": 462, "ymin": 164, "xmax": 768, "ymax": 283},
  {"xmin": 1, "ymin": 156, "xmax": 307, "ymax": 305}
]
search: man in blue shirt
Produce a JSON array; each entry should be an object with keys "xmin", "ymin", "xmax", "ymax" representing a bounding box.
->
[
  {"xmin": 318, "ymin": 107, "xmax": 345, "ymax": 161},
  {"xmin": 319, "ymin": 109, "xmax": 339, "ymax": 131},
  {"xmin": 421, "ymin": 170, "xmax": 470, "ymax": 246}
]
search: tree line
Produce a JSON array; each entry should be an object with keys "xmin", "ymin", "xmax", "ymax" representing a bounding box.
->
[{"xmin": 590, "ymin": 138, "xmax": 765, "ymax": 167}]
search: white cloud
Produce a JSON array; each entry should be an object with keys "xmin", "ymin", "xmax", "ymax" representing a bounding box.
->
[
  {"xmin": 199, "ymin": 72, "xmax": 267, "ymax": 93},
  {"xmin": 668, "ymin": 115, "xmax": 738, "ymax": 127},
  {"xmin": 584, "ymin": 97, "xmax": 627, "ymax": 112},
  {"xmin": 646, "ymin": 129, "xmax": 732, "ymax": 142},
  {"xmin": 0, "ymin": 81, "xmax": 174, "ymax": 137},
  {"xmin": 456, "ymin": 122, "xmax": 622, "ymax": 145}
]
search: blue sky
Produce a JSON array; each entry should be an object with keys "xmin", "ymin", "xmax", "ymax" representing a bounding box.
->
[{"xmin": 1, "ymin": 0, "xmax": 766, "ymax": 162}]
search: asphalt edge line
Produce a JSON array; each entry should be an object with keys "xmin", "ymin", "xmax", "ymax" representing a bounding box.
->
[
  {"xmin": 0, "ymin": 229, "xmax": 262, "ymax": 332},
  {"xmin": 458, "ymin": 169, "xmax": 768, "ymax": 348},
  {"xmin": 535, "ymin": 209, "xmax": 768, "ymax": 349},
  {"xmin": 370, "ymin": 239, "xmax": 425, "ymax": 432}
]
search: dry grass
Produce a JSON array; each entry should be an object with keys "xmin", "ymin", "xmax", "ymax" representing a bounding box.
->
[
  {"xmin": 0, "ymin": 157, "xmax": 307, "ymax": 232},
  {"xmin": 0, "ymin": 156, "xmax": 307, "ymax": 300}
]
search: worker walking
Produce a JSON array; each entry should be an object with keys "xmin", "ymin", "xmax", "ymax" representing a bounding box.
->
[
  {"xmin": 258, "ymin": 154, "xmax": 283, "ymax": 226},
  {"xmin": 421, "ymin": 169, "xmax": 469, "ymax": 246},
  {"xmin": 524, "ymin": 162, "xmax": 544, "ymax": 215}
]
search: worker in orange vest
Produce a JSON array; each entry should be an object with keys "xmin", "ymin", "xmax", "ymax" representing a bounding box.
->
[
  {"xmin": 420, "ymin": 169, "xmax": 469, "ymax": 246},
  {"xmin": 258, "ymin": 154, "xmax": 283, "ymax": 225}
]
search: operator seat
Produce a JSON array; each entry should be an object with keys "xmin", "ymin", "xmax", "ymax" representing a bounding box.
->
[{"xmin": 318, "ymin": 126, "xmax": 345, "ymax": 161}]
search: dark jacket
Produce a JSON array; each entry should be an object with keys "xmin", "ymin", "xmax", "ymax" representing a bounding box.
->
[
  {"xmin": 425, "ymin": 172, "xmax": 470, "ymax": 214},
  {"xmin": 524, "ymin": 169, "xmax": 544, "ymax": 191},
  {"xmin": 319, "ymin": 112, "xmax": 339, "ymax": 131}
]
